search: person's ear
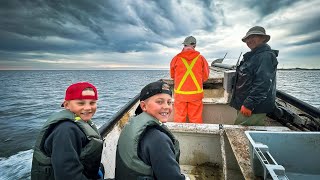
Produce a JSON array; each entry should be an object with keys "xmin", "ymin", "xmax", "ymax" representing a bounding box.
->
[
  {"xmin": 140, "ymin": 101, "xmax": 147, "ymax": 112},
  {"xmin": 63, "ymin": 101, "xmax": 70, "ymax": 109}
]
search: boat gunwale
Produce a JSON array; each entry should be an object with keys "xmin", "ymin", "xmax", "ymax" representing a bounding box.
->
[{"xmin": 99, "ymin": 94, "xmax": 140, "ymax": 137}]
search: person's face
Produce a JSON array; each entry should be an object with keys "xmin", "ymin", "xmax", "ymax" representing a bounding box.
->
[
  {"xmin": 63, "ymin": 90, "xmax": 97, "ymax": 121},
  {"xmin": 140, "ymin": 93, "xmax": 173, "ymax": 123},
  {"xmin": 244, "ymin": 35, "xmax": 266, "ymax": 50}
]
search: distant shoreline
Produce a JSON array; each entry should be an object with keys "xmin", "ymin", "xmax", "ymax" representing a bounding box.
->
[{"xmin": 278, "ymin": 68, "xmax": 320, "ymax": 71}]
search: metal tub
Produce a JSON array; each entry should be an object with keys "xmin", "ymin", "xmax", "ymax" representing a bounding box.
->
[{"xmin": 245, "ymin": 131, "xmax": 320, "ymax": 180}]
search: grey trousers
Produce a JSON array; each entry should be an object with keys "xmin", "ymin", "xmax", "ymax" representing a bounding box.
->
[{"xmin": 234, "ymin": 112, "xmax": 266, "ymax": 126}]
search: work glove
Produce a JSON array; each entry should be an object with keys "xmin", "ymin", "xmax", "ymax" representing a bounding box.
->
[{"xmin": 240, "ymin": 105, "xmax": 252, "ymax": 117}]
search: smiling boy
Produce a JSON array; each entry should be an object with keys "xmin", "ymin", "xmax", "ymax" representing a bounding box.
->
[
  {"xmin": 31, "ymin": 82, "xmax": 103, "ymax": 180},
  {"xmin": 62, "ymin": 86, "xmax": 97, "ymax": 121},
  {"xmin": 115, "ymin": 80, "xmax": 186, "ymax": 180}
]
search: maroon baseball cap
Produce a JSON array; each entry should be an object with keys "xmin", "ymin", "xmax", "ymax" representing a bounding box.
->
[{"xmin": 61, "ymin": 82, "xmax": 98, "ymax": 107}]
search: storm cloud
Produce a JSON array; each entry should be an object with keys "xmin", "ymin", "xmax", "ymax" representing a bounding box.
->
[{"xmin": 0, "ymin": 0, "xmax": 319, "ymax": 69}]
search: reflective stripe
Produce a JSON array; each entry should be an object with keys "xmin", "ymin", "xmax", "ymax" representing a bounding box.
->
[{"xmin": 174, "ymin": 55, "xmax": 203, "ymax": 95}]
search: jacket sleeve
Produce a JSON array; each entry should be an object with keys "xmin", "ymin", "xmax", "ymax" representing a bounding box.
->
[
  {"xmin": 170, "ymin": 57, "xmax": 177, "ymax": 79},
  {"xmin": 201, "ymin": 56, "xmax": 210, "ymax": 82},
  {"xmin": 243, "ymin": 53, "xmax": 277, "ymax": 110},
  {"xmin": 139, "ymin": 128, "xmax": 185, "ymax": 180},
  {"xmin": 44, "ymin": 121, "xmax": 89, "ymax": 180}
]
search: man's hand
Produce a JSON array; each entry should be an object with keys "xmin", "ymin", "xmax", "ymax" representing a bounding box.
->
[{"xmin": 240, "ymin": 105, "xmax": 252, "ymax": 117}]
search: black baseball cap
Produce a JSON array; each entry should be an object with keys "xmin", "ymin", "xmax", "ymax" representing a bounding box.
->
[{"xmin": 135, "ymin": 80, "xmax": 172, "ymax": 115}]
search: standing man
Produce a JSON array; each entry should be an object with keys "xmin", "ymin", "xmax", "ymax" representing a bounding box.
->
[
  {"xmin": 231, "ymin": 26, "xmax": 279, "ymax": 126},
  {"xmin": 170, "ymin": 36, "xmax": 209, "ymax": 123}
]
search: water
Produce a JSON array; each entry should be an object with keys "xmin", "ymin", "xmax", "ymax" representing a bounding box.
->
[
  {"xmin": 0, "ymin": 70, "xmax": 319, "ymax": 180},
  {"xmin": 277, "ymin": 70, "xmax": 320, "ymax": 108}
]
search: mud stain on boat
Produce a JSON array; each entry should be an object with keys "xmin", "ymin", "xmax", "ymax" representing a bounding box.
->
[
  {"xmin": 119, "ymin": 112, "xmax": 130, "ymax": 128},
  {"xmin": 181, "ymin": 162, "xmax": 222, "ymax": 180}
]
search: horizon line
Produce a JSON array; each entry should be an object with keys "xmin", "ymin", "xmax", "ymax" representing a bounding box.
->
[{"xmin": 1, "ymin": 67, "xmax": 320, "ymax": 71}]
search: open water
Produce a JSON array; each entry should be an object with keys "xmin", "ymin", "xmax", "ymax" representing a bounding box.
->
[{"xmin": 0, "ymin": 70, "xmax": 319, "ymax": 180}]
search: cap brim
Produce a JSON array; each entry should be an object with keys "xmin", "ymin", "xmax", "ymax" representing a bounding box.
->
[
  {"xmin": 135, "ymin": 105, "xmax": 143, "ymax": 116},
  {"xmin": 242, "ymin": 33, "xmax": 270, "ymax": 42}
]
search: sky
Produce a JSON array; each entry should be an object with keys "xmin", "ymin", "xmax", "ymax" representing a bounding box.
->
[{"xmin": 0, "ymin": 0, "xmax": 319, "ymax": 70}]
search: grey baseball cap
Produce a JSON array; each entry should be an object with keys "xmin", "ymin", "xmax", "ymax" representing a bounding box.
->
[
  {"xmin": 182, "ymin": 36, "xmax": 196, "ymax": 45},
  {"xmin": 242, "ymin": 26, "xmax": 270, "ymax": 42}
]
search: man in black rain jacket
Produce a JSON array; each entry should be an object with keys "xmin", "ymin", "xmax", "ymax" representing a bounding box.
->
[{"xmin": 231, "ymin": 26, "xmax": 278, "ymax": 126}]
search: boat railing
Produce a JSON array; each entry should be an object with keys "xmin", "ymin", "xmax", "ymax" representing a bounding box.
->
[
  {"xmin": 276, "ymin": 90, "xmax": 320, "ymax": 119},
  {"xmin": 99, "ymin": 94, "xmax": 140, "ymax": 137}
]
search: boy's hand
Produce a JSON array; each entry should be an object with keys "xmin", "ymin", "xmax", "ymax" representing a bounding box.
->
[
  {"xmin": 98, "ymin": 168, "xmax": 103, "ymax": 179},
  {"xmin": 184, "ymin": 174, "xmax": 190, "ymax": 180},
  {"xmin": 240, "ymin": 105, "xmax": 252, "ymax": 117}
]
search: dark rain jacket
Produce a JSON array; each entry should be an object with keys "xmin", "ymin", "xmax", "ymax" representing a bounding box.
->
[
  {"xmin": 115, "ymin": 112, "xmax": 184, "ymax": 180},
  {"xmin": 31, "ymin": 110, "xmax": 103, "ymax": 180},
  {"xmin": 231, "ymin": 43, "xmax": 279, "ymax": 113}
]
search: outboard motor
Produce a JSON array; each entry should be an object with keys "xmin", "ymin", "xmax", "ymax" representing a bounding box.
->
[{"xmin": 211, "ymin": 52, "xmax": 227, "ymax": 67}]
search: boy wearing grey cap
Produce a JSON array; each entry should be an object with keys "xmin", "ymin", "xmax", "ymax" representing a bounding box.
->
[{"xmin": 115, "ymin": 80, "xmax": 186, "ymax": 180}]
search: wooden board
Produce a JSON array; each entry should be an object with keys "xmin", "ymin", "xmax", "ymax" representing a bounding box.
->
[{"xmin": 225, "ymin": 128, "xmax": 260, "ymax": 180}]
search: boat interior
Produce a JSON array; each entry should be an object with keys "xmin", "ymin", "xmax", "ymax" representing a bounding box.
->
[
  {"xmin": 99, "ymin": 67, "xmax": 319, "ymax": 179},
  {"xmin": 101, "ymin": 98, "xmax": 289, "ymax": 179}
]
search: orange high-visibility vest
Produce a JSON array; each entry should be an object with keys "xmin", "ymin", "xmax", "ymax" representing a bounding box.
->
[
  {"xmin": 170, "ymin": 50, "xmax": 209, "ymax": 102},
  {"xmin": 174, "ymin": 55, "xmax": 203, "ymax": 95}
]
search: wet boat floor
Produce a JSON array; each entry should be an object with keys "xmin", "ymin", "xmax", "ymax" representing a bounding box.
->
[{"xmin": 180, "ymin": 163, "xmax": 222, "ymax": 180}]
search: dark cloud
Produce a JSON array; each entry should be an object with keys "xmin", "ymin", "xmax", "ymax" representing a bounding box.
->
[
  {"xmin": 0, "ymin": 0, "xmax": 319, "ymax": 69},
  {"xmin": 0, "ymin": 30, "xmax": 99, "ymax": 54},
  {"xmin": 274, "ymin": 11, "xmax": 320, "ymax": 47},
  {"xmin": 244, "ymin": 0, "xmax": 320, "ymax": 47},
  {"xmin": 244, "ymin": 0, "xmax": 300, "ymax": 17},
  {"xmin": 0, "ymin": 0, "xmax": 217, "ymax": 55},
  {"xmin": 0, "ymin": 0, "xmax": 108, "ymax": 53},
  {"xmin": 288, "ymin": 34, "xmax": 320, "ymax": 46},
  {"xmin": 289, "ymin": 16, "xmax": 320, "ymax": 40}
]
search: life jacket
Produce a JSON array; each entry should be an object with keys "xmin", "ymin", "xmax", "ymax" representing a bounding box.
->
[
  {"xmin": 170, "ymin": 48, "xmax": 209, "ymax": 102},
  {"xmin": 31, "ymin": 110, "xmax": 103, "ymax": 180},
  {"xmin": 115, "ymin": 112, "xmax": 180, "ymax": 180}
]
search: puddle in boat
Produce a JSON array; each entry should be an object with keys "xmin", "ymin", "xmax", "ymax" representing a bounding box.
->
[{"xmin": 180, "ymin": 162, "xmax": 222, "ymax": 180}]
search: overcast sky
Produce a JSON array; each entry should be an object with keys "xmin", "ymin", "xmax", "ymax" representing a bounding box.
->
[{"xmin": 0, "ymin": 0, "xmax": 319, "ymax": 70}]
